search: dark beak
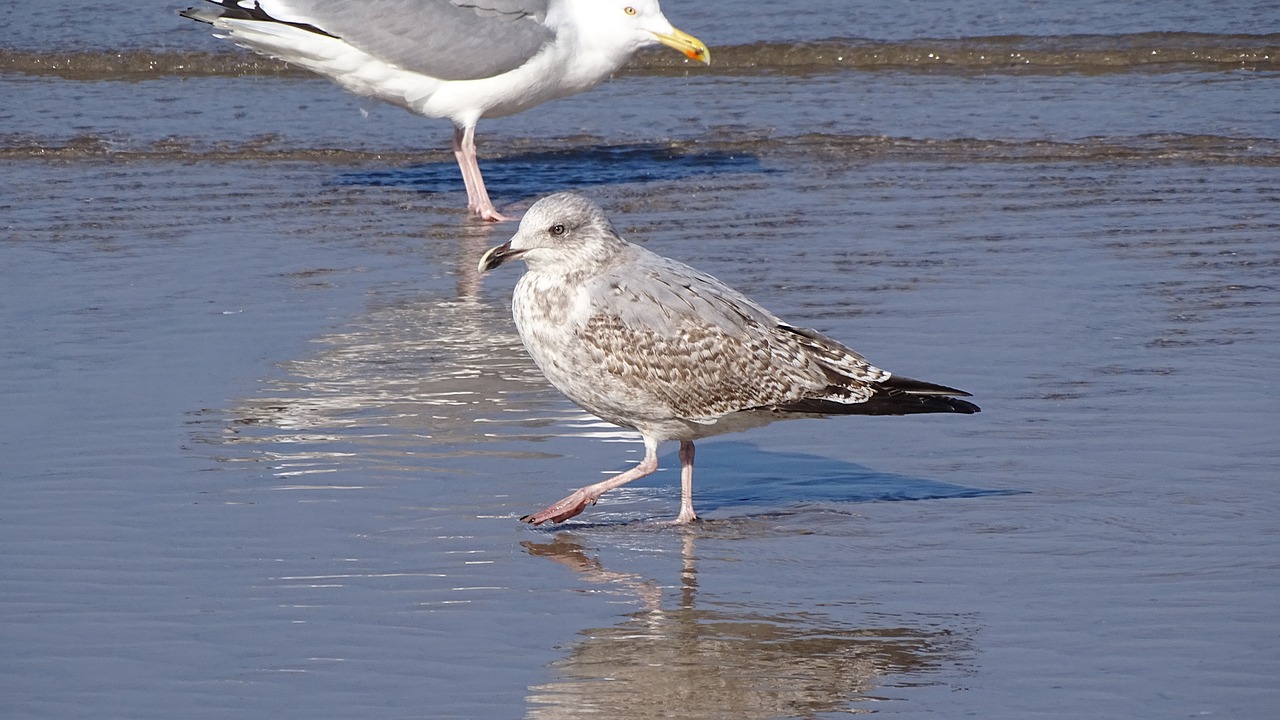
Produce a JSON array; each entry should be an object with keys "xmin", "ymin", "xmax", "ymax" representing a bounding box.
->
[{"xmin": 478, "ymin": 241, "xmax": 526, "ymax": 273}]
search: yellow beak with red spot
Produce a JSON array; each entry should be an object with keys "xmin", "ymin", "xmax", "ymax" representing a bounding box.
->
[{"xmin": 653, "ymin": 27, "xmax": 711, "ymax": 65}]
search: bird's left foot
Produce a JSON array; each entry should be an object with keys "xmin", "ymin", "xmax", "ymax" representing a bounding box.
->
[
  {"xmin": 670, "ymin": 508, "xmax": 699, "ymax": 525},
  {"xmin": 521, "ymin": 489, "xmax": 595, "ymax": 525},
  {"xmin": 472, "ymin": 204, "xmax": 514, "ymax": 222}
]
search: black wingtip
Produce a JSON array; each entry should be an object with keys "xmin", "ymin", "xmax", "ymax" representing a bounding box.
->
[
  {"xmin": 879, "ymin": 374, "xmax": 973, "ymax": 398},
  {"xmin": 179, "ymin": 1, "xmax": 339, "ymax": 38},
  {"xmin": 774, "ymin": 374, "xmax": 980, "ymax": 417},
  {"xmin": 775, "ymin": 393, "xmax": 979, "ymax": 417},
  {"xmin": 872, "ymin": 375, "xmax": 981, "ymax": 415},
  {"xmin": 922, "ymin": 395, "xmax": 981, "ymax": 414}
]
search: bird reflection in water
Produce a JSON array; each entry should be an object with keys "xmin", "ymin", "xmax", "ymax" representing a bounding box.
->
[
  {"xmin": 200, "ymin": 210, "xmax": 649, "ymax": 486},
  {"xmin": 211, "ymin": 215, "xmax": 563, "ymax": 475},
  {"xmin": 447, "ymin": 217, "xmax": 503, "ymax": 299},
  {"xmin": 522, "ymin": 532, "xmax": 970, "ymax": 718}
]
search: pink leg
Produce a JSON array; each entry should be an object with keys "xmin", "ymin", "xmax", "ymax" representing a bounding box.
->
[
  {"xmin": 522, "ymin": 439, "xmax": 661, "ymax": 525},
  {"xmin": 452, "ymin": 125, "xmax": 512, "ymax": 222},
  {"xmin": 674, "ymin": 440, "xmax": 699, "ymax": 524}
]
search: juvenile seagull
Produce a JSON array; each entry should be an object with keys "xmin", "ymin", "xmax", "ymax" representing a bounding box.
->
[
  {"xmin": 479, "ymin": 193, "xmax": 980, "ymax": 525},
  {"xmin": 182, "ymin": 0, "xmax": 710, "ymax": 221}
]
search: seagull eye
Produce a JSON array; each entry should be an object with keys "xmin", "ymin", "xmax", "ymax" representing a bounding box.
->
[
  {"xmin": 550, "ymin": 224, "xmax": 566, "ymax": 236},
  {"xmin": 623, "ymin": 6, "xmax": 637, "ymax": 16}
]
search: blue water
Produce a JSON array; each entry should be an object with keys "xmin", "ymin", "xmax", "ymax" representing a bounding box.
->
[{"xmin": 3, "ymin": 2, "xmax": 1279, "ymax": 719}]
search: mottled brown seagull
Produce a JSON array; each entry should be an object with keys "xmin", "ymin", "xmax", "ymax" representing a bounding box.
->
[
  {"xmin": 479, "ymin": 193, "xmax": 979, "ymax": 524},
  {"xmin": 182, "ymin": 0, "xmax": 709, "ymax": 221}
]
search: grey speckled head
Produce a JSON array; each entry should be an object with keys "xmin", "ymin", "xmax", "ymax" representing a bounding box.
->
[{"xmin": 478, "ymin": 192, "xmax": 624, "ymax": 274}]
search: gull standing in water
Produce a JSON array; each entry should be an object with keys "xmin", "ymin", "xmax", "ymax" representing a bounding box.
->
[
  {"xmin": 479, "ymin": 193, "xmax": 980, "ymax": 525},
  {"xmin": 182, "ymin": 0, "xmax": 710, "ymax": 221}
]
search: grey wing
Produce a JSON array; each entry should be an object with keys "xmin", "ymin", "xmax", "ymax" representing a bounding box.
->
[
  {"xmin": 605, "ymin": 251, "xmax": 780, "ymax": 335},
  {"xmin": 580, "ymin": 249, "xmax": 886, "ymax": 420},
  {"xmin": 258, "ymin": 0, "xmax": 554, "ymax": 80},
  {"xmin": 641, "ymin": 255, "xmax": 891, "ymax": 390}
]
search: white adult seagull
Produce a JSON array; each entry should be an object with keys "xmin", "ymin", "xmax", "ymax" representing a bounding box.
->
[{"xmin": 182, "ymin": 0, "xmax": 710, "ymax": 221}]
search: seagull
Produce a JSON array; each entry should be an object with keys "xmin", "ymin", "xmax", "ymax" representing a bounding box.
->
[
  {"xmin": 478, "ymin": 193, "xmax": 980, "ymax": 525},
  {"xmin": 181, "ymin": 0, "xmax": 710, "ymax": 221}
]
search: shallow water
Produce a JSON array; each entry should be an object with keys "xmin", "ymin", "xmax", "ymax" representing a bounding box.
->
[{"xmin": 3, "ymin": 2, "xmax": 1279, "ymax": 719}]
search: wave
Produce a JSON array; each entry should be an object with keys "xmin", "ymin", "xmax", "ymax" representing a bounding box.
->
[
  {"xmin": 682, "ymin": 32, "xmax": 1280, "ymax": 75},
  {"xmin": 3, "ymin": 33, "xmax": 1276, "ymax": 79},
  {"xmin": 4, "ymin": 132, "xmax": 1278, "ymax": 166}
]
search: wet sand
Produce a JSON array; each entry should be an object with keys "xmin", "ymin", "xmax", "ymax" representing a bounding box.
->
[{"xmin": 3, "ymin": 3, "xmax": 1279, "ymax": 719}]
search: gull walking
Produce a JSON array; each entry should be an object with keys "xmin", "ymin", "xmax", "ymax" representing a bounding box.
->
[
  {"xmin": 182, "ymin": 0, "xmax": 709, "ymax": 221},
  {"xmin": 479, "ymin": 193, "xmax": 980, "ymax": 525}
]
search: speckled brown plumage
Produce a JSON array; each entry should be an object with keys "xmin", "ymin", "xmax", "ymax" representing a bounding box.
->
[{"xmin": 478, "ymin": 192, "xmax": 978, "ymax": 525}]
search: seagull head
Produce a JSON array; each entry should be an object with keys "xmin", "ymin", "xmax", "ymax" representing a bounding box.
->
[
  {"xmin": 553, "ymin": 0, "xmax": 710, "ymax": 66},
  {"xmin": 478, "ymin": 193, "xmax": 623, "ymax": 274}
]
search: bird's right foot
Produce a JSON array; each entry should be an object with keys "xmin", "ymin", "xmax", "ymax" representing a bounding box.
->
[{"xmin": 520, "ymin": 489, "xmax": 595, "ymax": 525}]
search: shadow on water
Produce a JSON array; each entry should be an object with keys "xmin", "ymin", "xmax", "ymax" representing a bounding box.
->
[
  {"xmin": 694, "ymin": 441, "xmax": 1022, "ymax": 513},
  {"xmin": 522, "ymin": 532, "xmax": 973, "ymax": 719},
  {"xmin": 331, "ymin": 144, "xmax": 764, "ymax": 197},
  {"xmin": 532, "ymin": 440, "xmax": 1024, "ymax": 530}
]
